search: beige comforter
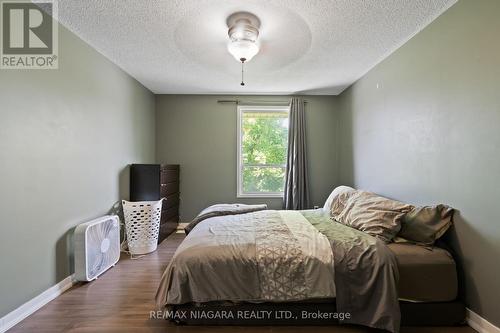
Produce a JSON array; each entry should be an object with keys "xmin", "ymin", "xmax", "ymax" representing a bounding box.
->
[{"xmin": 156, "ymin": 210, "xmax": 335, "ymax": 305}]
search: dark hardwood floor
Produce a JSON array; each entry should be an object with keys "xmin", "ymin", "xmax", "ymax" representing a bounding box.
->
[{"xmin": 10, "ymin": 231, "xmax": 476, "ymax": 333}]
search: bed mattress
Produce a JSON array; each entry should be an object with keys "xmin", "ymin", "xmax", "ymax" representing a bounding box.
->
[{"xmin": 388, "ymin": 243, "xmax": 458, "ymax": 302}]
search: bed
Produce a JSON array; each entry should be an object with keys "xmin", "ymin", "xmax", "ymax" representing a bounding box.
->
[{"xmin": 155, "ymin": 192, "xmax": 465, "ymax": 332}]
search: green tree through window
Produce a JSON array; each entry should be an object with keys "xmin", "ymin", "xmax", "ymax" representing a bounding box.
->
[{"xmin": 238, "ymin": 107, "xmax": 289, "ymax": 196}]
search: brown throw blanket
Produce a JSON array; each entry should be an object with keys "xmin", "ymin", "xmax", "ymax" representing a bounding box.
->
[
  {"xmin": 302, "ymin": 209, "xmax": 400, "ymax": 332},
  {"xmin": 184, "ymin": 203, "xmax": 268, "ymax": 234}
]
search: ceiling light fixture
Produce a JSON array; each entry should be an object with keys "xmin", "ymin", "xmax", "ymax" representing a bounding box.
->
[{"xmin": 226, "ymin": 12, "xmax": 260, "ymax": 86}]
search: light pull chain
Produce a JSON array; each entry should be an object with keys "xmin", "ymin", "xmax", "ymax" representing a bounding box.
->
[{"xmin": 240, "ymin": 59, "xmax": 245, "ymax": 86}]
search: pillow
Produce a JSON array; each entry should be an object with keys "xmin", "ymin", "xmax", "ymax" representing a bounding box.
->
[
  {"xmin": 397, "ymin": 204, "xmax": 454, "ymax": 246},
  {"xmin": 323, "ymin": 185, "xmax": 356, "ymax": 212},
  {"xmin": 331, "ymin": 190, "xmax": 414, "ymax": 243}
]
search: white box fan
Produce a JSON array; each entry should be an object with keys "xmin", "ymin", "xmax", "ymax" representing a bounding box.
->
[{"xmin": 74, "ymin": 215, "xmax": 121, "ymax": 281}]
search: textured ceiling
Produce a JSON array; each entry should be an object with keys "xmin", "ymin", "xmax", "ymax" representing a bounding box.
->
[{"xmin": 57, "ymin": 0, "xmax": 457, "ymax": 95}]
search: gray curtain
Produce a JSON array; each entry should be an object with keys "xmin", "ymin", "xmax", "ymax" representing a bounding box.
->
[{"xmin": 283, "ymin": 97, "xmax": 310, "ymax": 210}]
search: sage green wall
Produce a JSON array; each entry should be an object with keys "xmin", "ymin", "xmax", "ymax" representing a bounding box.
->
[
  {"xmin": 338, "ymin": 0, "xmax": 500, "ymax": 326},
  {"xmin": 0, "ymin": 26, "xmax": 155, "ymax": 317},
  {"xmin": 156, "ymin": 95, "xmax": 340, "ymax": 220}
]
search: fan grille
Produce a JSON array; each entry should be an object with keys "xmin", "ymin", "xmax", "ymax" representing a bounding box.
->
[{"xmin": 86, "ymin": 219, "xmax": 120, "ymax": 278}]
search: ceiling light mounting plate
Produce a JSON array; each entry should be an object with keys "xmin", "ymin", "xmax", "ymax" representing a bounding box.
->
[{"xmin": 226, "ymin": 12, "xmax": 261, "ymax": 33}]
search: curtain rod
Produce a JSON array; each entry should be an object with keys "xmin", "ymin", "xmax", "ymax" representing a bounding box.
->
[{"xmin": 217, "ymin": 99, "xmax": 308, "ymax": 105}]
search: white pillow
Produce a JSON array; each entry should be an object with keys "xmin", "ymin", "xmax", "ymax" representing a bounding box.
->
[{"xmin": 323, "ymin": 185, "xmax": 356, "ymax": 213}]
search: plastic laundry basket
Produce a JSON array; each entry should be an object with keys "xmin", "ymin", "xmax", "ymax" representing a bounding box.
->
[{"xmin": 122, "ymin": 199, "xmax": 162, "ymax": 255}]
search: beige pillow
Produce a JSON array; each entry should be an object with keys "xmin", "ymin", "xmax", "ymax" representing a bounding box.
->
[
  {"xmin": 397, "ymin": 204, "xmax": 454, "ymax": 246},
  {"xmin": 323, "ymin": 185, "xmax": 356, "ymax": 213},
  {"xmin": 331, "ymin": 190, "xmax": 414, "ymax": 243}
]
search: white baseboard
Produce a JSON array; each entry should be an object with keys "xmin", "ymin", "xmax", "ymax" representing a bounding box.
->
[
  {"xmin": 0, "ymin": 275, "xmax": 75, "ymax": 333},
  {"xmin": 467, "ymin": 308, "xmax": 500, "ymax": 333}
]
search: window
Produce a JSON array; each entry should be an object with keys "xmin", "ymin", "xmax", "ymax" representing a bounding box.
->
[{"xmin": 237, "ymin": 105, "xmax": 289, "ymax": 197}]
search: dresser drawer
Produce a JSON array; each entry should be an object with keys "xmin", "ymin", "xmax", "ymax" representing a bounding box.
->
[
  {"xmin": 161, "ymin": 206, "xmax": 179, "ymax": 221},
  {"xmin": 158, "ymin": 220, "xmax": 178, "ymax": 244},
  {"xmin": 160, "ymin": 182, "xmax": 179, "ymax": 197},
  {"xmin": 160, "ymin": 164, "xmax": 179, "ymax": 171},
  {"xmin": 161, "ymin": 168, "xmax": 179, "ymax": 184},
  {"xmin": 162, "ymin": 193, "xmax": 179, "ymax": 210}
]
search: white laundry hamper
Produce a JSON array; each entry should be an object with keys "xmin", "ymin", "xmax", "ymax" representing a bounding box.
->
[{"xmin": 122, "ymin": 199, "xmax": 163, "ymax": 255}]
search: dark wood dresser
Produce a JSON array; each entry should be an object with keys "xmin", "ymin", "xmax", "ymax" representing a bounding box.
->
[{"xmin": 130, "ymin": 164, "xmax": 179, "ymax": 243}]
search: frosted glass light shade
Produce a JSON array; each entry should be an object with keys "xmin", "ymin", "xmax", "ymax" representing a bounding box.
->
[{"xmin": 227, "ymin": 40, "xmax": 259, "ymax": 62}]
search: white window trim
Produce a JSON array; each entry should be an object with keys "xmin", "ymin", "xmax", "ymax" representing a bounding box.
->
[{"xmin": 237, "ymin": 105, "xmax": 290, "ymax": 198}]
